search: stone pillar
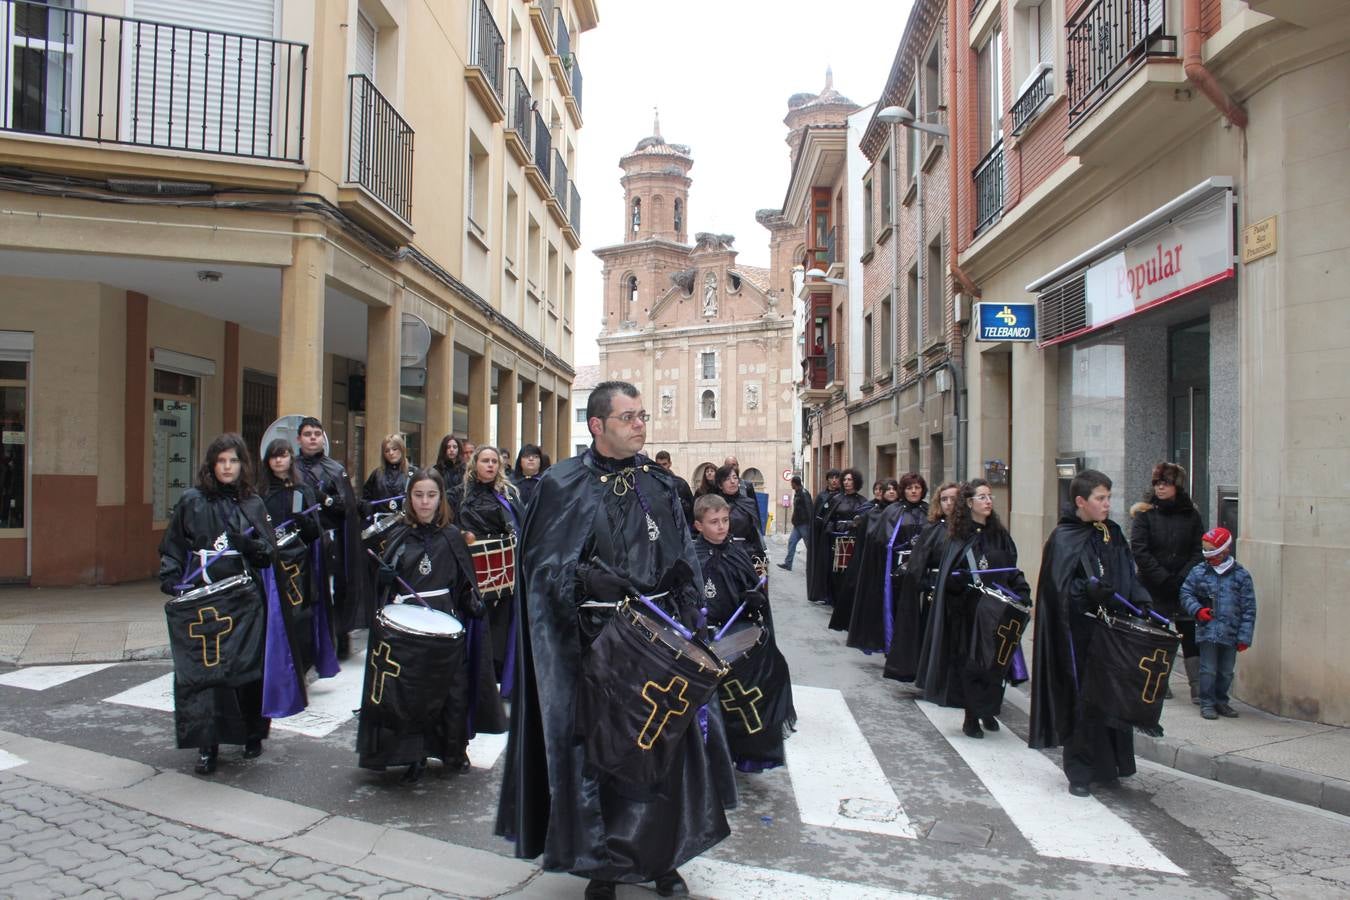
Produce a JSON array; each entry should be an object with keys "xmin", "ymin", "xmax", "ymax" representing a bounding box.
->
[
  {"xmin": 496, "ymin": 366, "xmax": 519, "ymax": 454},
  {"xmin": 425, "ymin": 325, "xmax": 456, "ymax": 446},
  {"xmin": 555, "ymin": 393, "xmax": 570, "ymax": 462},
  {"xmin": 467, "ymin": 348, "xmax": 491, "ymax": 443},
  {"xmin": 521, "ymin": 379, "xmax": 540, "ymax": 446},
  {"xmin": 364, "ymin": 288, "xmax": 403, "ymax": 471},
  {"xmin": 278, "ymin": 223, "xmax": 327, "ymax": 415},
  {"xmin": 541, "ymin": 388, "xmax": 558, "ymax": 462}
]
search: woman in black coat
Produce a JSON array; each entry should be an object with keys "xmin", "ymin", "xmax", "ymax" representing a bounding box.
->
[
  {"xmin": 362, "ymin": 434, "xmax": 414, "ymax": 508},
  {"xmin": 1129, "ymin": 462, "xmax": 1205, "ymax": 701},
  {"xmin": 511, "ymin": 443, "xmax": 547, "ymax": 509},
  {"xmin": 808, "ymin": 468, "xmax": 868, "ymax": 606},
  {"xmin": 432, "ymin": 434, "xmax": 465, "ymax": 496},
  {"xmin": 455, "ymin": 446, "xmax": 524, "ymax": 679},
  {"xmin": 260, "ymin": 438, "xmax": 330, "ymax": 677}
]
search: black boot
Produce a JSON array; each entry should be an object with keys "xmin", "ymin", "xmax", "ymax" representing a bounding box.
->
[
  {"xmin": 401, "ymin": 758, "xmax": 427, "ymax": 784},
  {"xmin": 654, "ymin": 869, "xmax": 689, "ymax": 897},
  {"xmin": 242, "ymin": 738, "xmax": 263, "ymax": 759},
  {"xmin": 584, "ymin": 880, "xmax": 616, "ymax": 900},
  {"xmin": 962, "ymin": 712, "xmax": 984, "ymax": 739},
  {"xmin": 981, "ymin": 716, "xmax": 1000, "ymax": 732},
  {"xmin": 195, "ymin": 746, "xmax": 218, "ymax": 775}
]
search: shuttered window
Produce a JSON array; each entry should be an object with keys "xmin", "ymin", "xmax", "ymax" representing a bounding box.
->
[
  {"xmin": 126, "ymin": 0, "xmax": 279, "ymax": 155},
  {"xmin": 354, "ymin": 11, "xmax": 376, "ymax": 79},
  {"xmin": 1036, "ymin": 273, "xmax": 1087, "ymax": 343}
]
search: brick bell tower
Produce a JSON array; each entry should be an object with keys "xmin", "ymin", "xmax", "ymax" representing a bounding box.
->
[{"xmin": 620, "ymin": 110, "xmax": 693, "ymax": 244}]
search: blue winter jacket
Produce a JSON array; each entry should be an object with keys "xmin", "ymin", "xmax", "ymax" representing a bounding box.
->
[{"xmin": 1180, "ymin": 561, "xmax": 1256, "ymax": 646}]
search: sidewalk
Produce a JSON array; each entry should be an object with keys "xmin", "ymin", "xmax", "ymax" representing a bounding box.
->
[{"xmin": 4, "ymin": 572, "xmax": 1350, "ymax": 820}]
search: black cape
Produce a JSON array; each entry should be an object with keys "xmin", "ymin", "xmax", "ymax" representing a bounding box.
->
[
  {"xmin": 495, "ymin": 448, "xmax": 734, "ymax": 882},
  {"xmin": 297, "ymin": 451, "xmax": 370, "ymax": 635},
  {"xmin": 842, "ymin": 500, "xmax": 927, "ymax": 645},
  {"xmin": 261, "ymin": 478, "xmax": 327, "ymax": 677},
  {"xmin": 808, "ymin": 491, "xmax": 867, "ymax": 604},
  {"xmin": 827, "ymin": 500, "xmax": 884, "ymax": 632},
  {"xmin": 804, "ymin": 489, "xmax": 837, "ymax": 602},
  {"xmin": 1028, "ymin": 514, "xmax": 1152, "ymax": 749},
  {"xmin": 883, "ymin": 519, "xmax": 949, "ymax": 682},
  {"xmin": 913, "ymin": 525, "xmax": 1030, "ymax": 714},
  {"xmin": 456, "ymin": 480, "xmax": 525, "ymax": 675},
  {"xmin": 362, "ymin": 464, "xmax": 412, "ymax": 507}
]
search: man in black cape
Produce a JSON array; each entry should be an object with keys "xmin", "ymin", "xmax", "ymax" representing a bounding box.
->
[
  {"xmin": 1028, "ymin": 469, "xmax": 1153, "ymax": 797},
  {"xmin": 496, "ymin": 381, "xmax": 735, "ymax": 900},
  {"xmin": 654, "ymin": 450, "xmax": 695, "ymax": 532},
  {"xmin": 295, "ymin": 417, "xmax": 369, "ymax": 659},
  {"xmin": 805, "ymin": 469, "xmax": 841, "ymax": 604}
]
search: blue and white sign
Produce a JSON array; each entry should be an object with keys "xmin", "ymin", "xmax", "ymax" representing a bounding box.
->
[{"xmin": 975, "ymin": 302, "xmax": 1037, "ymax": 342}]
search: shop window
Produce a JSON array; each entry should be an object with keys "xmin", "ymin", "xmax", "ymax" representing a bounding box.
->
[
  {"xmin": 0, "ymin": 359, "xmax": 28, "ymax": 530},
  {"xmin": 153, "ymin": 368, "xmax": 200, "ymax": 521}
]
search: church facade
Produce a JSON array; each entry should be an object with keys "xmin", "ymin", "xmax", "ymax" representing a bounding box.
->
[{"xmin": 595, "ymin": 121, "xmax": 796, "ymax": 529}]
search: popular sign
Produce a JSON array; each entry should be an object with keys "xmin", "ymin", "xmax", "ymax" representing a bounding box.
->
[{"xmin": 975, "ymin": 302, "xmax": 1037, "ymax": 342}]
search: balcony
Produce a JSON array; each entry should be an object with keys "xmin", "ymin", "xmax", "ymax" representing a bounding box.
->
[
  {"xmin": 825, "ymin": 225, "xmax": 841, "ymax": 273},
  {"xmin": 561, "ymin": 179, "xmax": 581, "ymax": 250},
  {"xmin": 0, "ymin": 0, "xmax": 307, "ymax": 184},
  {"xmin": 972, "ymin": 140, "xmax": 1004, "ymax": 238},
  {"xmin": 465, "ymin": 0, "xmax": 505, "ymax": 122},
  {"xmin": 1066, "ymin": 0, "xmax": 1177, "ymax": 127},
  {"xmin": 1011, "ymin": 64, "xmax": 1054, "ymax": 135},
  {"xmin": 547, "ymin": 147, "xmax": 568, "ymax": 226},
  {"xmin": 504, "ymin": 68, "xmax": 531, "ymax": 165},
  {"xmin": 342, "ymin": 73, "xmax": 414, "ymax": 235},
  {"xmin": 568, "ymin": 56, "xmax": 584, "ymax": 124},
  {"xmin": 524, "ymin": 108, "xmax": 551, "ymax": 198},
  {"xmin": 530, "ymin": 0, "xmax": 556, "ymax": 57}
]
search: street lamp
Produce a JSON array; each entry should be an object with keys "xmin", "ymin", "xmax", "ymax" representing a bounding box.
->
[
  {"xmin": 877, "ymin": 105, "xmax": 949, "ymax": 138},
  {"xmin": 804, "ymin": 267, "xmax": 847, "ymax": 287}
]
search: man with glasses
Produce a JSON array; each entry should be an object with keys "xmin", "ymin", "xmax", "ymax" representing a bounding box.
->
[{"xmin": 497, "ymin": 381, "xmax": 731, "ymax": 900}]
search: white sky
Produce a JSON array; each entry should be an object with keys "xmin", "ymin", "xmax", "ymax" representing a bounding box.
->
[{"xmin": 572, "ymin": 0, "xmax": 915, "ymax": 365}]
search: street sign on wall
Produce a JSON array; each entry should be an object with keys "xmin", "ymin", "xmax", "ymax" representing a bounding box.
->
[{"xmin": 975, "ymin": 302, "xmax": 1037, "ymax": 342}]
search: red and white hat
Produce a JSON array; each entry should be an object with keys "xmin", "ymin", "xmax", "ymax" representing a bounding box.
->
[{"xmin": 1202, "ymin": 526, "xmax": 1233, "ymax": 557}]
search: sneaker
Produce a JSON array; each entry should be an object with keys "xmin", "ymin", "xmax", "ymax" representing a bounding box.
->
[
  {"xmin": 1201, "ymin": 707, "xmax": 1219, "ymax": 720},
  {"xmin": 777, "ymin": 562, "xmax": 791, "ymax": 571},
  {"xmin": 1215, "ymin": 703, "xmax": 1239, "ymax": 718}
]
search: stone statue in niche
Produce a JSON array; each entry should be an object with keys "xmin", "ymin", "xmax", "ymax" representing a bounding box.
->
[
  {"xmin": 703, "ymin": 271, "xmax": 718, "ymax": 317},
  {"xmin": 745, "ymin": 383, "xmax": 760, "ymax": 410},
  {"xmin": 660, "ymin": 388, "xmax": 674, "ymax": 415}
]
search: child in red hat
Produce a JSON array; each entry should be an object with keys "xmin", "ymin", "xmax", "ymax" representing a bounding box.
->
[{"xmin": 1180, "ymin": 527, "xmax": 1257, "ymax": 720}]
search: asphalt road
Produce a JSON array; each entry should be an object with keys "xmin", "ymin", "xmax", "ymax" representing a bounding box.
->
[{"xmin": 2, "ymin": 554, "xmax": 1349, "ymax": 898}]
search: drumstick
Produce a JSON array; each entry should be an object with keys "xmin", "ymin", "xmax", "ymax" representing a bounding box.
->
[
  {"xmin": 1089, "ymin": 576, "xmax": 1173, "ymax": 628},
  {"xmin": 362, "ymin": 495, "xmax": 406, "ymax": 522},
  {"xmin": 274, "ymin": 503, "xmax": 322, "ymax": 534},
  {"xmin": 633, "ymin": 593, "xmax": 694, "ymax": 641},
  {"xmin": 712, "ymin": 575, "xmax": 767, "ymax": 642},
  {"xmin": 365, "ymin": 547, "xmax": 431, "ymax": 608},
  {"xmin": 951, "ymin": 567, "xmax": 1020, "ymax": 576},
  {"xmin": 176, "ymin": 524, "xmax": 260, "ymax": 590}
]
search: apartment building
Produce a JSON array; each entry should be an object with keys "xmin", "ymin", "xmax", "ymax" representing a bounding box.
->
[
  {"xmin": 0, "ymin": 0, "xmax": 598, "ymax": 585},
  {"xmin": 949, "ymin": 0, "xmax": 1349, "ymax": 725}
]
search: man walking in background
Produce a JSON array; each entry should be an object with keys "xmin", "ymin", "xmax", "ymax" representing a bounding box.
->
[{"xmin": 778, "ymin": 475, "xmax": 811, "ymax": 572}]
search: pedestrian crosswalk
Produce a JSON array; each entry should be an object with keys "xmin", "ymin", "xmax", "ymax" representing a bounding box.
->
[{"xmin": 3, "ymin": 660, "xmax": 1182, "ymax": 877}]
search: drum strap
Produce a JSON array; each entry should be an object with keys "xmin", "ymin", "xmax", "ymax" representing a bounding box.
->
[
  {"xmin": 395, "ymin": 587, "xmax": 449, "ymax": 604},
  {"xmin": 965, "ymin": 547, "xmax": 983, "ymax": 589}
]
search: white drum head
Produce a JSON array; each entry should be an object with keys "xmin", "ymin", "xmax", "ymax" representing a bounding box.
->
[{"xmin": 381, "ymin": 603, "xmax": 463, "ymax": 636}]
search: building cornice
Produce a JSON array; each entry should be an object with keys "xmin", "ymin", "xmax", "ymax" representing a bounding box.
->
[{"xmin": 782, "ymin": 127, "xmax": 850, "ymax": 226}]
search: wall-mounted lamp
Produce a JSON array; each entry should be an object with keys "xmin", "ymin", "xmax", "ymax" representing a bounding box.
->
[{"xmin": 805, "ymin": 267, "xmax": 847, "ymax": 287}]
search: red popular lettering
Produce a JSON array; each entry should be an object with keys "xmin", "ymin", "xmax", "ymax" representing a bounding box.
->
[{"xmin": 1117, "ymin": 243, "xmax": 1184, "ymax": 301}]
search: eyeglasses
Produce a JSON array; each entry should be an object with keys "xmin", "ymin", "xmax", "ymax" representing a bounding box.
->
[
  {"xmin": 1152, "ymin": 479, "xmax": 1175, "ymax": 487},
  {"xmin": 972, "ymin": 493, "xmax": 995, "ymax": 502},
  {"xmin": 605, "ymin": 411, "xmax": 650, "ymax": 425}
]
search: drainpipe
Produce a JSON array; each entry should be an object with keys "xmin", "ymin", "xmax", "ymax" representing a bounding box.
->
[
  {"xmin": 1183, "ymin": 0, "xmax": 1247, "ymax": 128},
  {"xmin": 947, "ymin": 0, "xmax": 981, "ymax": 302},
  {"xmin": 890, "ymin": 114, "xmax": 902, "ymax": 426}
]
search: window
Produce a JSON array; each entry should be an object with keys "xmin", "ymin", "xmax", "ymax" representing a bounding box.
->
[
  {"xmin": 673, "ymin": 198, "xmax": 683, "ymax": 234},
  {"xmin": 1016, "ymin": 0, "xmax": 1054, "ymax": 86},
  {"xmin": 0, "ymin": 357, "xmax": 29, "ymax": 531},
  {"xmin": 880, "ymin": 294, "xmax": 893, "ymax": 369},
  {"xmin": 526, "ymin": 215, "xmax": 541, "ymax": 291},
  {"xmin": 930, "ymin": 432, "xmax": 945, "ymax": 486},
  {"xmin": 700, "ymin": 389, "xmax": 717, "ymax": 420},
  {"xmin": 563, "ymin": 265, "xmax": 574, "ymax": 324},
  {"xmin": 927, "ymin": 236, "xmax": 944, "ymax": 342},
  {"xmin": 700, "ymin": 351, "xmax": 716, "ymax": 380},
  {"xmin": 575, "ymin": 407, "xmax": 587, "ymax": 423},
  {"xmin": 863, "ymin": 313, "xmax": 874, "ymax": 380},
  {"xmin": 467, "ymin": 131, "xmax": 489, "ymax": 235},
  {"xmin": 906, "ymin": 84, "xmax": 920, "ymax": 182},
  {"xmin": 978, "ymin": 27, "xmax": 1004, "ymax": 153},
  {"xmin": 5, "ymin": 0, "xmax": 77, "ymax": 136},
  {"xmin": 862, "ymin": 176, "xmax": 874, "ymax": 251},
  {"xmin": 153, "ymin": 369, "xmax": 200, "ymax": 521},
  {"xmin": 906, "ymin": 264, "xmax": 920, "ymax": 353},
  {"xmin": 504, "ymin": 186, "xmax": 520, "ymax": 270},
  {"xmin": 924, "ymin": 39, "xmax": 942, "ymax": 132},
  {"xmin": 625, "ymin": 274, "xmax": 638, "ymax": 304},
  {"xmin": 631, "ymin": 197, "xmax": 641, "ymax": 235},
  {"xmin": 878, "ymin": 151, "xmax": 892, "ymax": 227}
]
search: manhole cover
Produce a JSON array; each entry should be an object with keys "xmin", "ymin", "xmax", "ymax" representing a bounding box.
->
[{"xmin": 838, "ymin": 798, "xmax": 902, "ymax": 822}]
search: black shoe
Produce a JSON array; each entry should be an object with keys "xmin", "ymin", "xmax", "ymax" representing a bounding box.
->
[
  {"xmin": 242, "ymin": 739, "xmax": 263, "ymax": 759},
  {"xmin": 1069, "ymin": 783, "xmax": 1091, "ymax": 797},
  {"xmin": 195, "ymin": 746, "xmax": 218, "ymax": 775},
  {"xmin": 452, "ymin": 751, "xmax": 471, "ymax": 772},
  {"xmin": 1164, "ymin": 686, "xmax": 1175, "ymax": 700},
  {"xmin": 777, "ymin": 563, "xmax": 791, "ymax": 571},
  {"xmin": 654, "ymin": 869, "xmax": 689, "ymax": 897},
  {"xmin": 401, "ymin": 759, "xmax": 426, "ymax": 784},
  {"xmin": 981, "ymin": 716, "xmax": 1000, "ymax": 732},
  {"xmin": 1215, "ymin": 703, "xmax": 1239, "ymax": 718},
  {"xmin": 961, "ymin": 719, "xmax": 984, "ymax": 739},
  {"xmin": 584, "ymin": 880, "xmax": 616, "ymax": 900}
]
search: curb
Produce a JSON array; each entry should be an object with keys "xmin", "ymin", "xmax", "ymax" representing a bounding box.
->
[
  {"xmin": 1135, "ymin": 731, "xmax": 1350, "ymax": 818},
  {"xmin": 0, "ymin": 644, "xmax": 172, "ymax": 667}
]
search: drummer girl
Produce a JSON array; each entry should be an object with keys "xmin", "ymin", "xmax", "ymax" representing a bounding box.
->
[
  {"xmin": 360, "ymin": 469, "xmax": 506, "ymax": 782},
  {"xmin": 260, "ymin": 438, "xmax": 329, "ymax": 675},
  {"xmin": 363, "ymin": 433, "xmax": 413, "ymax": 513},
  {"xmin": 920, "ymin": 480, "xmax": 1031, "ymax": 739},
  {"xmin": 454, "ymin": 446, "xmax": 524, "ymax": 680},
  {"xmin": 158, "ymin": 433, "xmax": 280, "ymax": 775}
]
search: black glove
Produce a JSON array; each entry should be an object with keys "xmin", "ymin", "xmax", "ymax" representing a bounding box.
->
[
  {"xmin": 228, "ymin": 531, "xmax": 271, "ymax": 568},
  {"xmin": 740, "ymin": 590, "xmax": 767, "ymax": 613},
  {"xmin": 463, "ymin": 593, "xmax": 487, "ymax": 620},
  {"xmin": 160, "ymin": 576, "xmax": 182, "ymax": 596},
  {"xmin": 298, "ymin": 515, "xmax": 322, "ymax": 543},
  {"xmin": 358, "ymin": 500, "xmax": 375, "ymax": 519},
  {"xmin": 576, "ymin": 561, "xmax": 635, "ymax": 604},
  {"xmin": 652, "ymin": 559, "xmax": 694, "ymax": 596},
  {"xmin": 1087, "ymin": 578, "xmax": 1117, "ymax": 609},
  {"xmin": 375, "ymin": 560, "xmax": 399, "ymax": 590}
]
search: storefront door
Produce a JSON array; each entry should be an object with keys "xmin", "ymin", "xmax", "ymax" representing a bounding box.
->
[{"xmin": 1169, "ymin": 320, "xmax": 1210, "ymax": 524}]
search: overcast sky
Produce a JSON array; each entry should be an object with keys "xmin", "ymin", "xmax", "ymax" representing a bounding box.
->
[{"xmin": 572, "ymin": 0, "xmax": 915, "ymax": 365}]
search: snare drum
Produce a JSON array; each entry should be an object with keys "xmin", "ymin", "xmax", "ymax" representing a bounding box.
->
[
  {"xmin": 575, "ymin": 598, "xmax": 728, "ymax": 785},
  {"xmin": 831, "ymin": 535, "xmax": 857, "ymax": 573},
  {"xmin": 715, "ymin": 619, "xmax": 794, "ymax": 742},
  {"xmin": 468, "ymin": 533, "xmax": 517, "ymax": 598},
  {"xmin": 712, "ymin": 618, "xmax": 766, "ymax": 665},
  {"xmin": 362, "ymin": 512, "xmax": 402, "ymax": 546},
  {"xmin": 968, "ymin": 584, "xmax": 1032, "ymax": 674},
  {"xmin": 165, "ymin": 574, "xmax": 265, "ymax": 689},
  {"xmin": 892, "ymin": 549, "xmax": 912, "ymax": 577},
  {"xmin": 362, "ymin": 603, "xmax": 467, "ymax": 733},
  {"xmin": 1081, "ymin": 611, "xmax": 1179, "ymax": 732}
]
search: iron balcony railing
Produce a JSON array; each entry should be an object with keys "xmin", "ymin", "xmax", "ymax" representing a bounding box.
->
[
  {"xmin": 1011, "ymin": 64, "xmax": 1054, "ymax": 134},
  {"xmin": 1066, "ymin": 0, "xmax": 1175, "ymax": 126},
  {"xmin": 536, "ymin": 0, "xmax": 556, "ymax": 38},
  {"xmin": 825, "ymin": 343, "xmax": 841, "ymax": 386},
  {"xmin": 531, "ymin": 108, "xmax": 550, "ymax": 173},
  {"xmin": 569, "ymin": 55, "xmax": 583, "ymax": 116},
  {"xmin": 569, "ymin": 180, "xmax": 581, "ymax": 236},
  {"xmin": 506, "ymin": 67, "xmax": 530, "ymax": 147},
  {"xmin": 553, "ymin": 7, "xmax": 570, "ymax": 62},
  {"xmin": 551, "ymin": 148, "xmax": 567, "ymax": 205},
  {"xmin": 972, "ymin": 140, "xmax": 1005, "ymax": 237},
  {"xmin": 0, "ymin": 0, "xmax": 306, "ymax": 161},
  {"xmin": 825, "ymin": 225, "xmax": 839, "ymax": 267},
  {"xmin": 347, "ymin": 73, "xmax": 414, "ymax": 223},
  {"xmin": 468, "ymin": 0, "xmax": 504, "ymax": 103}
]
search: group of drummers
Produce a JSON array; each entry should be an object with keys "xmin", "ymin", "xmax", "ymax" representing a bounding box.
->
[
  {"xmin": 809, "ymin": 465, "xmax": 1185, "ymax": 797},
  {"xmin": 156, "ymin": 383, "xmax": 1187, "ymax": 896},
  {"xmin": 157, "ymin": 417, "xmax": 543, "ymax": 782}
]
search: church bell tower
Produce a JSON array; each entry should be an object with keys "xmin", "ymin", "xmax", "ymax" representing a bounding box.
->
[{"xmin": 620, "ymin": 111, "xmax": 693, "ymax": 245}]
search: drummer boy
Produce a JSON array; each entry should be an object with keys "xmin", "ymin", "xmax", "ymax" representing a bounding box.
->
[
  {"xmin": 1180, "ymin": 527, "xmax": 1256, "ymax": 721},
  {"xmin": 692, "ymin": 495, "xmax": 767, "ymax": 626}
]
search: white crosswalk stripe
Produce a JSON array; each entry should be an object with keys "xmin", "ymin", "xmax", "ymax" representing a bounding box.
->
[
  {"xmin": 0, "ymin": 748, "xmax": 26, "ymax": 770},
  {"xmin": 784, "ymin": 684, "xmax": 918, "ymax": 839},
  {"xmin": 0, "ymin": 663, "xmax": 115, "ymax": 690},
  {"xmin": 916, "ymin": 700, "xmax": 1184, "ymax": 875},
  {"xmin": 683, "ymin": 857, "xmax": 943, "ymax": 899}
]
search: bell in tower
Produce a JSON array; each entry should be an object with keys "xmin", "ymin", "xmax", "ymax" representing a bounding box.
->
[{"xmin": 619, "ymin": 109, "xmax": 694, "ymax": 244}]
